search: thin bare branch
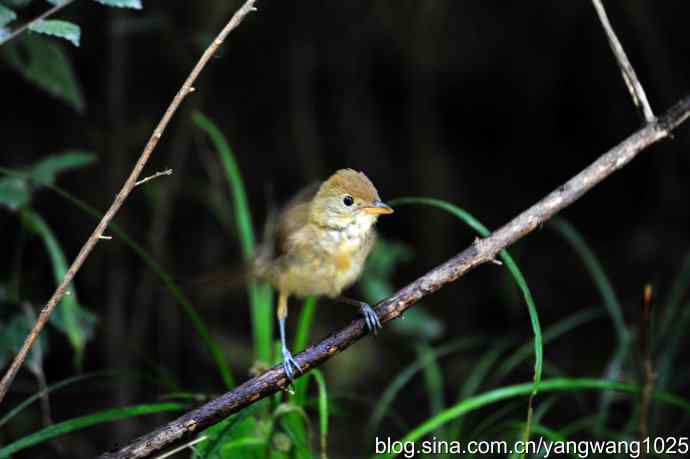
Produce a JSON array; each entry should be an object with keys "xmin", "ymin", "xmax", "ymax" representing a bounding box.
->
[
  {"xmin": 135, "ymin": 169, "xmax": 173, "ymax": 187},
  {"xmin": 153, "ymin": 436, "xmax": 206, "ymax": 459},
  {"xmin": 99, "ymin": 96, "xmax": 690, "ymax": 459},
  {"xmin": 0, "ymin": 0, "xmax": 79, "ymax": 47},
  {"xmin": 0, "ymin": 0, "xmax": 259, "ymax": 405},
  {"xmin": 591, "ymin": 0, "xmax": 655, "ymax": 122}
]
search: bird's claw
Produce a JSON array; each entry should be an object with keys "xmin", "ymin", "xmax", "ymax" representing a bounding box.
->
[
  {"xmin": 360, "ymin": 303, "xmax": 382, "ymax": 334},
  {"xmin": 281, "ymin": 347, "xmax": 302, "ymax": 383}
]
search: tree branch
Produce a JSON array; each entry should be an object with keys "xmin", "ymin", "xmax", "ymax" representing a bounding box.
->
[
  {"xmin": 591, "ymin": 0, "xmax": 655, "ymax": 122},
  {"xmin": 0, "ymin": 0, "xmax": 258, "ymax": 405},
  {"xmin": 98, "ymin": 96, "xmax": 690, "ymax": 459}
]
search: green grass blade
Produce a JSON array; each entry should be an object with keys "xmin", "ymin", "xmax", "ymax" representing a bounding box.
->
[
  {"xmin": 656, "ymin": 302, "xmax": 690, "ymax": 391},
  {"xmin": 312, "ymin": 369, "xmax": 329, "ymax": 459},
  {"xmin": 659, "ymin": 249, "xmax": 690, "ymax": 338},
  {"xmin": 370, "ymin": 378, "xmax": 690, "ymax": 459},
  {"xmin": 446, "ymin": 340, "xmax": 512, "ymax": 440},
  {"xmin": 492, "ymin": 308, "xmax": 602, "ymax": 384},
  {"xmin": 0, "ymin": 402, "xmax": 186, "ymax": 457},
  {"xmin": 294, "ymin": 297, "xmax": 318, "ymax": 353},
  {"xmin": 368, "ymin": 337, "xmax": 485, "ymax": 433},
  {"xmin": 20, "ymin": 208, "xmax": 90, "ymax": 368},
  {"xmin": 198, "ymin": 404, "xmax": 258, "ymax": 458},
  {"xmin": 466, "ymin": 401, "xmax": 522, "ymax": 440},
  {"xmin": 193, "ymin": 111, "xmax": 273, "ymax": 365},
  {"xmin": 391, "ymin": 197, "xmax": 543, "ymax": 440},
  {"xmin": 294, "ymin": 296, "xmax": 318, "ymax": 404},
  {"xmin": 0, "ymin": 372, "xmax": 110, "ymax": 428},
  {"xmin": 216, "ymin": 437, "xmax": 265, "ymax": 455},
  {"xmin": 0, "ymin": 168, "xmax": 236, "ymax": 390},
  {"xmin": 61, "ymin": 189, "xmax": 235, "ymax": 389},
  {"xmin": 414, "ymin": 343, "xmax": 445, "ymax": 429},
  {"xmin": 506, "ymin": 421, "xmax": 573, "ymax": 459},
  {"xmin": 192, "ymin": 113, "xmax": 255, "ymax": 257},
  {"xmin": 548, "ymin": 218, "xmax": 631, "ymax": 434},
  {"xmin": 286, "ymin": 369, "xmax": 329, "ymax": 458},
  {"xmin": 548, "ymin": 218, "xmax": 628, "ymax": 342}
]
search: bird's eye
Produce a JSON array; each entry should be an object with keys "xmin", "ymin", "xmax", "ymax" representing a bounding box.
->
[{"xmin": 343, "ymin": 195, "xmax": 354, "ymax": 207}]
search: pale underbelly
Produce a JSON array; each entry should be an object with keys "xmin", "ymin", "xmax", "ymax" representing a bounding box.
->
[{"xmin": 277, "ymin": 255, "xmax": 364, "ymax": 298}]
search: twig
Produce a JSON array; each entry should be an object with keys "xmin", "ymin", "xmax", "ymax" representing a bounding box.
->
[
  {"xmin": 638, "ymin": 284, "xmax": 654, "ymax": 443},
  {"xmin": 0, "ymin": 0, "xmax": 79, "ymax": 47},
  {"xmin": 591, "ymin": 0, "xmax": 655, "ymax": 122},
  {"xmin": 98, "ymin": 97, "xmax": 690, "ymax": 459},
  {"xmin": 0, "ymin": 0, "xmax": 259, "ymax": 405},
  {"xmin": 135, "ymin": 169, "xmax": 173, "ymax": 187},
  {"xmin": 153, "ymin": 436, "xmax": 206, "ymax": 459}
]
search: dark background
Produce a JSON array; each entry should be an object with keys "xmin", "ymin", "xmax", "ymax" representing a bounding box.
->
[{"xmin": 2, "ymin": 1, "xmax": 690, "ymax": 457}]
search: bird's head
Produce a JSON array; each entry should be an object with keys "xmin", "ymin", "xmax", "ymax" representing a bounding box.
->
[{"xmin": 309, "ymin": 169, "xmax": 393, "ymax": 230}]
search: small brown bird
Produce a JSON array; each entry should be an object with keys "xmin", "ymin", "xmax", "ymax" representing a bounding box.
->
[{"xmin": 252, "ymin": 169, "xmax": 394, "ymax": 381}]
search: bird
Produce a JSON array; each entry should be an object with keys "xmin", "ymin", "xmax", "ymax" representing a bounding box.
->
[{"xmin": 252, "ymin": 169, "xmax": 394, "ymax": 382}]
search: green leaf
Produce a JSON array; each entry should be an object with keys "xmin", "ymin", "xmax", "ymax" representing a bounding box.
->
[
  {"xmin": 21, "ymin": 209, "xmax": 96, "ymax": 368},
  {"xmin": 0, "ymin": 402, "xmax": 185, "ymax": 457},
  {"xmin": 28, "ymin": 152, "xmax": 96, "ymax": 185},
  {"xmin": 0, "ymin": 4, "xmax": 16, "ymax": 28},
  {"xmin": 0, "ymin": 153, "xmax": 94, "ymax": 211},
  {"xmin": 92, "ymin": 0, "xmax": 143, "ymax": 10},
  {"xmin": 2, "ymin": 34, "xmax": 85, "ymax": 112},
  {"xmin": 0, "ymin": 176, "xmax": 30, "ymax": 211},
  {"xmin": 28, "ymin": 19, "xmax": 80, "ymax": 47},
  {"xmin": 194, "ymin": 111, "xmax": 274, "ymax": 365}
]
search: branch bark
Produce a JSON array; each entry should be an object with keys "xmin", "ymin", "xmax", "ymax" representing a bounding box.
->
[
  {"xmin": 0, "ymin": 0, "xmax": 258, "ymax": 405},
  {"xmin": 98, "ymin": 95, "xmax": 690, "ymax": 459}
]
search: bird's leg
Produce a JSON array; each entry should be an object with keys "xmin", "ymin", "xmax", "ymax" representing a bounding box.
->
[
  {"xmin": 336, "ymin": 296, "xmax": 382, "ymax": 334},
  {"xmin": 277, "ymin": 291, "xmax": 302, "ymax": 383}
]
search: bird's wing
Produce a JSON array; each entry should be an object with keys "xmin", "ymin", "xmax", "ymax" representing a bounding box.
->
[
  {"xmin": 275, "ymin": 181, "xmax": 319, "ymax": 255},
  {"xmin": 253, "ymin": 181, "xmax": 319, "ymax": 276}
]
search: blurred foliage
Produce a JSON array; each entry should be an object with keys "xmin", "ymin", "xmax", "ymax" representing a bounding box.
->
[
  {"xmin": 0, "ymin": 154, "xmax": 98, "ymax": 373},
  {"xmin": 0, "ymin": 0, "xmax": 143, "ymax": 111},
  {"xmin": 361, "ymin": 238, "xmax": 444, "ymax": 341}
]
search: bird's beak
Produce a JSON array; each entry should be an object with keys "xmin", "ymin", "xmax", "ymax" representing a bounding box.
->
[{"xmin": 362, "ymin": 200, "xmax": 394, "ymax": 215}]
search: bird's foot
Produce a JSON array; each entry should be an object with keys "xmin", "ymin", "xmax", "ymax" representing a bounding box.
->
[
  {"xmin": 281, "ymin": 347, "xmax": 303, "ymax": 383},
  {"xmin": 360, "ymin": 302, "xmax": 382, "ymax": 334}
]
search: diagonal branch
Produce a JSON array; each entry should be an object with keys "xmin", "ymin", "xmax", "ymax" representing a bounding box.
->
[
  {"xmin": 99, "ymin": 96, "xmax": 690, "ymax": 459},
  {"xmin": 591, "ymin": 0, "xmax": 655, "ymax": 122},
  {"xmin": 0, "ymin": 0, "xmax": 259, "ymax": 406}
]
